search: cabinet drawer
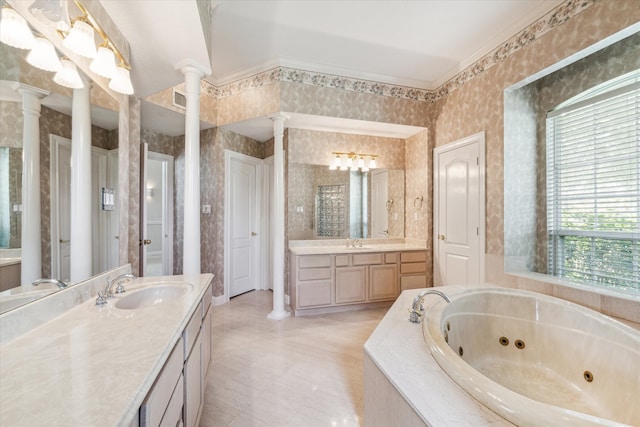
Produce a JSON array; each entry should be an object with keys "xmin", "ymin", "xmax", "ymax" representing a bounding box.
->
[
  {"xmin": 401, "ymin": 251, "xmax": 426, "ymax": 263},
  {"xmin": 400, "ymin": 275, "xmax": 427, "ymax": 291},
  {"xmin": 335, "ymin": 254, "xmax": 350, "ymax": 267},
  {"xmin": 299, "ymin": 255, "xmax": 331, "ymax": 268},
  {"xmin": 298, "ymin": 280, "xmax": 332, "ymax": 308},
  {"xmin": 384, "ymin": 252, "xmax": 398, "ymax": 264},
  {"xmin": 183, "ymin": 329, "xmax": 202, "ymax": 427},
  {"xmin": 183, "ymin": 301, "xmax": 203, "ymax": 359},
  {"xmin": 140, "ymin": 338, "xmax": 183, "ymax": 427},
  {"xmin": 299, "ymin": 267, "xmax": 331, "ymax": 281},
  {"xmin": 353, "ymin": 253, "xmax": 382, "ymax": 266},
  {"xmin": 401, "ymin": 263, "xmax": 426, "ymax": 274}
]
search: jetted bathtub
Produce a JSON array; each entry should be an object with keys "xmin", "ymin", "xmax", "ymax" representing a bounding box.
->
[{"xmin": 422, "ymin": 288, "xmax": 640, "ymax": 426}]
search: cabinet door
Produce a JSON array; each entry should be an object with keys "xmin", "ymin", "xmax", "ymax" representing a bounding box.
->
[
  {"xmin": 184, "ymin": 329, "xmax": 202, "ymax": 427},
  {"xmin": 369, "ymin": 264, "xmax": 398, "ymax": 301},
  {"xmin": 335, "ymin": 266, "xmax": 366, "ymax": 304}
]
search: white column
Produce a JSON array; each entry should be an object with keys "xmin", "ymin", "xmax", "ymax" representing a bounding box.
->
[
  {"xmin": 18, "ymin": 85, "xmax": 49, "ymax": 285},
  {"xmin": 179, "ymin": 63, "xmax": 205, "ymax": 276},
  {"xmin": 268, "ymin": 113, "xmax": 290, "ymax": 320},
  {"xmin": 70, "ymin": 77, "xmax": 92, "ymax": 283}
]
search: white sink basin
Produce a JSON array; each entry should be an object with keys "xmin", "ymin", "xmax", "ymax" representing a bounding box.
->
[{"xmin": 115, "ymin": 283, "xmax": 193, "ymax": 310}]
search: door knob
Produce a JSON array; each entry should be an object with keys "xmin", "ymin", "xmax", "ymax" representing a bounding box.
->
[
  {"xmin": 438, "ymin": 234, "xmax": 446, "ymax": 240},
  {"xmin": 251, "ymin": 232, "xmax": 257, "ymax": 236},
  {"xmin": 144, "ymin": 239, "xmax": 152, "ymax": 245}
]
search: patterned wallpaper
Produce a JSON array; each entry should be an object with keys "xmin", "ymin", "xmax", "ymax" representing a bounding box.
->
[
  {"xmin": 428, "ymin": 0, "xmax": 639, "ymax": 282},
  {"xmin": 288, "ymin": 128, "xmax": 405, "ymax": 169},
  {"xmin": 404, "ymin": 130, "xmax": 430, "ymax": 242}
]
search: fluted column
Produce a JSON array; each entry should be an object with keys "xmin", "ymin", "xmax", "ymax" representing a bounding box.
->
[
  {"xmin": 178, "ymin": 63, "xmax": 206, "ymax": 276},
  {"xmin": 70, "ymin": 76, "xmax": 92, "ymax": 283},
  {"xmin": 17, "ymin": 84, "xmax": 49, "ymax": 285},
  {"xmin": 268, "ymin": 113, "xmax": 290, "ymax": 320}
]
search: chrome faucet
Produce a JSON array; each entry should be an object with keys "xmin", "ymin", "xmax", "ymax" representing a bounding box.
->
[
  {"xmin": 32, "ymin": 278, "xmax": 67, "ymax": 289},
  {"xmin": 409, "ymin": 289, "xmax": 451, "ymax": 323},
  {"xmin": 96, "ymin": 273, "xmax": 135, "ymax": 306}
]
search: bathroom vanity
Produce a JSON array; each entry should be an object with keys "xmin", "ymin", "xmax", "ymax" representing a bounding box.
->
[
  {"xmin": 0, "ymin": 265, "xmax": 213, "ymax": 427},
  {"xmin": 289, "ymin": 241, "xmax": 429, "ymax": 315}
]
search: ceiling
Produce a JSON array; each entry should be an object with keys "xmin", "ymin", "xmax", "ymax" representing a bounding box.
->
[{"xmin": 100, "ymin": 0, "xmax": 564, "ymax": 140}]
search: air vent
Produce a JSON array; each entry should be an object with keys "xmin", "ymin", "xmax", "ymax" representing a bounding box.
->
[{"xmin": 172, "ymin": 89, "xmax": 186, "ymax": 109}]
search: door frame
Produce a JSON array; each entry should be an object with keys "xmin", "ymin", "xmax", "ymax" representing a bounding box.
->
[
  {"xmin": 224, "ymin": 150, "xmax": 264, "ymax": 302},
  {"xmin": 433, "ymin": 131, "xmax": 486, "ymax": 286}
]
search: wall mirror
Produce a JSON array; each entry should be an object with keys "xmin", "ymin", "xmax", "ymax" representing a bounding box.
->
[
  {"xmin": 0, "ymin": 9, "xmax": 120, "ymax": 313},
  {"xmin": 504, "ymin": 28, "xmax": 639, "ymax": 294},
  {"xmin": 288, "ymin": 164, "xmax": 405, "ymax": 240}
]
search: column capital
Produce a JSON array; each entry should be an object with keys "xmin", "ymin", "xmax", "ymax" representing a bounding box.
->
[
  {"xmin": 15, "ymin": 83, "xmax": 50, "ymax": 99},
  {"xmin": 268, "ymin": 112, "xmax": 291, "ymax": 123},
  {"xmin": 174, "ymin": 59, "xmax": 211, "ymax": 77}
]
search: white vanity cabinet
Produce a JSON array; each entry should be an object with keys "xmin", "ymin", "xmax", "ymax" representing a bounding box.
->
[
  {"xmin": 290, "ymin": 250, "xmax": 419, "ymax": 315},
  {"xmin": 139, "ymin": 282, "xmax": 213, "ymax": 427}
]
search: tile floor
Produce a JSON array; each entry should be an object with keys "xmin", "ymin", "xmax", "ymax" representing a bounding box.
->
[{"xmin": 200, "ymin": 290, "xmax": 388, "ymax": 427}]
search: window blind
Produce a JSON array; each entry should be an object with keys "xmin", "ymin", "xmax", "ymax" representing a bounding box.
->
[{"xmin": 546, "ymin": 80, "xmax": 640, "ymax": 291}]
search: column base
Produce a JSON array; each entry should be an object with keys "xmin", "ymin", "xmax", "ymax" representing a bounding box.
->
[{"xmin": 267, "ymin": 310, "xmax": 291, "ymax": 320}]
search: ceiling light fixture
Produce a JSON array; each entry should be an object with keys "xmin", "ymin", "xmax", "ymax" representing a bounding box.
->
[
  {"xmin": 329, "ymin": 152, "xmax": 378, "ymax": 172},
  {"xmin": 62, "ymin": 19, "xmax": 96, "ymax": 58}
]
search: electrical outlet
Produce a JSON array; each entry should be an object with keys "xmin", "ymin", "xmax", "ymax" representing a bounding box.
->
[{"xmin": 201, "ymin": 204, "xmax": 211, "ymax": 214}]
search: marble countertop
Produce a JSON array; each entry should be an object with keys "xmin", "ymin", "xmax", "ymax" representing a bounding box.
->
[
  {"xmin": 0, "ymin": 273, "xmax": 213, "ymax": 426},
  {"xmin": 364, "ymin": 286, "xmax": 514, "ymax": 426},
  {"xmin": 289, "ymin": 243, "xmax": 427, "ymax": 255}
]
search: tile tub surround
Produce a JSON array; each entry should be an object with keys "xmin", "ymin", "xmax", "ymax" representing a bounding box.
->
[{"xmin": 0, "ymin": 271, "xmax": 213, "ymax": 426}]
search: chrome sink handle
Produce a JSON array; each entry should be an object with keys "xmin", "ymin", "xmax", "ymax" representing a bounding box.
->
[{"xmin": 95, "ymin": 290, "xmax": 108, "ymax": 306}]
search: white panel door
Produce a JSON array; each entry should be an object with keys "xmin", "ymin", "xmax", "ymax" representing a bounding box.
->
[
  {"xmin": 371, "ymin": 170, "xmax": 389, "ymax": 238},
  {"xmin": 434, "ymin": 132, "xmax": 485, "ymax": 286},
  {"xmin": 229, "ymin": 155, "xmax": 259, "ymax": 297}
]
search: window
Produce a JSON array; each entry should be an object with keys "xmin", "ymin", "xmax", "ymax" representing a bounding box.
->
[{"xmin": 546, "ymin": 71, "xmax": 640, "ymax": 292}]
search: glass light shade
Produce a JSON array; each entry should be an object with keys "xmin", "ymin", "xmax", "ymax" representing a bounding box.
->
[
  {"xmin": 361, "ymin": 164, "xmax": 370, "ymax": 172},
  {"xmin": 356, "ymin": 157, "xmax": 365, "ymax": 169},
  {"xmin": 339, "ymin": 155, "xmax": 348, "ymax": 171},
  {"xmin": 90, "ymin": 46, "xmax": 117, "ymax": 78},
  {"xmin": 53, "ymin": 59, "xmax": 84, "ymax": 89},
  {"xmin": 108, "ymin": 66, "xmax": 134, "ymax": 95},
  {"xmin": 329, "ymin": 155, "xmax": 340, "ymax": 170},
  {"xmin": 368, "ymin": 157, "xmax": 377, "ymax": 169},
  {"xmin": 346, "ymin": 156, "xmax": 353, "ymax": 169},
  {"xmin": 63, "ymin": 20, "xmax": 97, "ymax": 58},
  {"xmin": 26, "ymin": 37, "xmax": 62, "ymax": 72},
  {"xmin": 0, "ymin": 7, "xmax": 35, "ymax": 50}
]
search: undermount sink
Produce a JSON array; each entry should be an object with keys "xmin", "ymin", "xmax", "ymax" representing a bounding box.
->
[{"xmin": 115, "ymin": 283, "xmax": 194, "ymax": 310}]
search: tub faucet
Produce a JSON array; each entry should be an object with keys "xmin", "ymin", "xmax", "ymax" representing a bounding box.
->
[
  {"xmin": 96, "ymin": 273, "xmax": 135, "ymax": 306},
  {"xmin": 32, "ymin": 278, "xmax": 67, "ymax": 289},
  {"xmin": 409, "ymin": 289, "xmax": 451, "ymax": 323}
]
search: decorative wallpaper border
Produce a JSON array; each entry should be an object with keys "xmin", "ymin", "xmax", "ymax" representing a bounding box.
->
[{"xmin": 201, "ymin": 0, "xmax": 595, "ymax": 103}]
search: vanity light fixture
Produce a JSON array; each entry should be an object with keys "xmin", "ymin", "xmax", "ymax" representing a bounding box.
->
[
  {"xmin": 0, "ymin": 2, "xmax": 134, "ymax": 95},
  {"xmin": 329, "ymin": 152, "xmax": 378, "ymax": 172},
  {"xmin": 0, "ymin": 6, "xmax": 35, "ymax": 49}
]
